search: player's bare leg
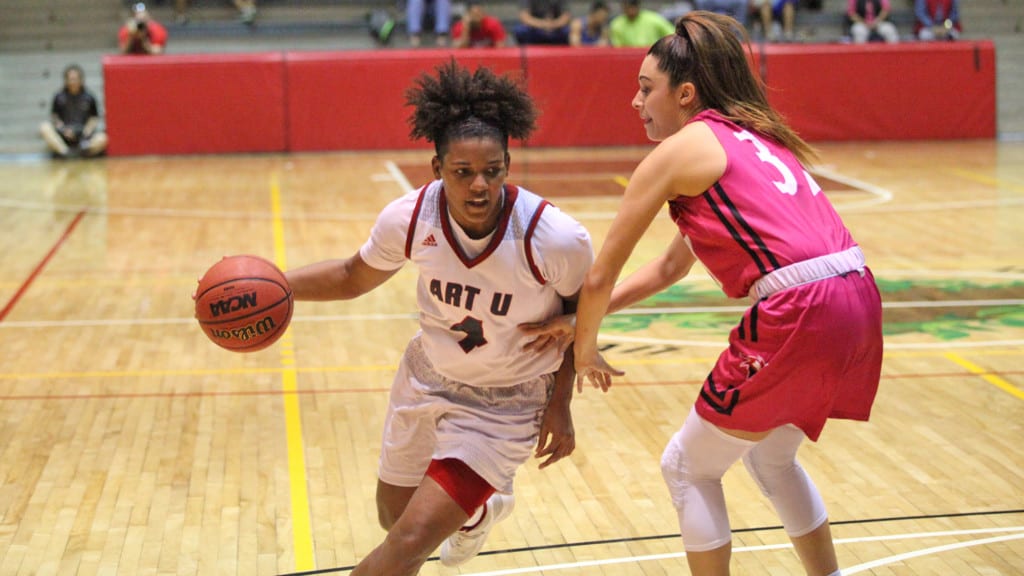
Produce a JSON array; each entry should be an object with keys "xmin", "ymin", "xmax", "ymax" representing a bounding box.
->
[
  {"xmin": 685, "ymin": 544, "xmax": 732, "ymax": 576},
  {"xmin": 352, "ymin": 477, "xmax": 468, "ymax": 576},
  {"xmin": 791, "ymin": 520, "xmax": 840, "ymax": 575},
  {"xmin": 374, "ymin": 481, "xmax": 417, "ymax": 529}
]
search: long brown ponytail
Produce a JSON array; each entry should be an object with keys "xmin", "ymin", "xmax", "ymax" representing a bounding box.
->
[{"xmin": 649, "ymin": 11, "xmax": 817, "ymax": 165}]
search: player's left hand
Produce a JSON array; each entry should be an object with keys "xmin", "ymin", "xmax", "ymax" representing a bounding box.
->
[
  {"xmin": 519, "ymin": 313, "xmax": 575, "ymax": 354},
  {"xmin": 535, "ymin": 396, "xmax": 575, "ymax": 469},
  {"xmin": 575, "ymin": 350, "xmax": 623, "ymax": 393}
]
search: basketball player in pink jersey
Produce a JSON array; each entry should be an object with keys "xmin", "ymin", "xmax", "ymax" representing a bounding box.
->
[
  {"xmin": 571, "ymin": 11, "xmax": 882, "ymax": 576},
  {"xmin": 284, "ymin": 61, "xmax": 594, "ymax": 575}
]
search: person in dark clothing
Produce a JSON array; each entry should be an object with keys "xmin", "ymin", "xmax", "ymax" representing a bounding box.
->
[
  {"xmin": 39, "ymin": 64, "xmax": 108, "ymax": 158},
  {"xmin": 514, "ymin": 0, "xmax": 572, "ymax": 44}
]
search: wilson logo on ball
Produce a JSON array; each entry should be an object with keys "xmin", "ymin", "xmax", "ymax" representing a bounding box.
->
[
  {"xmin": 209, "ymin": 316, "xmax": 279, "ymax": 342},
  {"xmin": 209, "ymin": 292, "xmax": 258, "ymax": 317}
]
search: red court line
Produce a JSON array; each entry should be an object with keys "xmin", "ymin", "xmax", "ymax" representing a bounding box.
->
[{"xmin": 0, "ymin": 210, "xmax": 86, "ymax": 322}]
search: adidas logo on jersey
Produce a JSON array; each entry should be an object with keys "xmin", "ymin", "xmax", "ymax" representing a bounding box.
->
[{"xmin": 422, "ymin": 234, "xmax": 437, "ymax": 247}]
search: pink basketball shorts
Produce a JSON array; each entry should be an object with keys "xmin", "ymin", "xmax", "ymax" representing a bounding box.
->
[{"xmin": 695, "ymin": 268, "xmax": 883, "ymax": 441}]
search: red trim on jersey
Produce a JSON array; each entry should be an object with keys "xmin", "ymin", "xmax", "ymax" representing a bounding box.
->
[
  {"xmin": 524, "ymin": 200, "xmax": 551, "ymax": 285},
  {"xmin": 439, "ymin": 184, "xmax": 518, "ymax": 269},
  {"xmin": 425, "ymin": 458, "xmax": 496, "ymax": 516},
  {"xmin": 404, "ymin": 184, "xmax": 430, "ymax": 259}
]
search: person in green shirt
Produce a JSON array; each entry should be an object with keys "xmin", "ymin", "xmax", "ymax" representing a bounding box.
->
[{"xmin": 609, "ymin": 0, "xmax": 675, "ymax": 46}]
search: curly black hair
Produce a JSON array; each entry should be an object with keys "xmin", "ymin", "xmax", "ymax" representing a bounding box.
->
[{"xmin": 406, "ymin": 59, "xmax": 537, "ymax": 156}]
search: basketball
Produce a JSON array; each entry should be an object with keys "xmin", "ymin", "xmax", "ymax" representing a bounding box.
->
[{"xmin": 194, "ymin": 255, "xmax": 293, "ymax": 352}]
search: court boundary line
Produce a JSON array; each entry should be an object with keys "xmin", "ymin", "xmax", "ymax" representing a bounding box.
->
[{"xmin": 274, "ymin": 509, "xmax": 1024, "ymax": 576}]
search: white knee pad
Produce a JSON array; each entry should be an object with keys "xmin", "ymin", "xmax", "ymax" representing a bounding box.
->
[
  {"xmin": 741, "ymin": 425, "xmax": 828, "ymax": 537},
  {"xmin": 660, "ymin": 408, "xmax": 754, "ymax": 551}
]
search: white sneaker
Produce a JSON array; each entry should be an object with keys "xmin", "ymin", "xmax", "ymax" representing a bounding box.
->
[{"xmin": 440, "ymin": 492, "xmax": 515, "ymax": 567}]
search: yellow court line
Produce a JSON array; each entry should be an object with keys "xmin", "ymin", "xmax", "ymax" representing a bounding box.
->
[
  {"xmin": 271, "ymin": 171, "xmax": 316, "ymax": 571},
  {"xmin": 948, "ymin": 168, "xmax": 1024, "ymax": 194},
  {"xmin": 613, "ymin": 175, "xmax": 630, "ymax": 189},
  {"xmin": 945, "ymin": 352, "xmax": 1024, "ymax": 401}
]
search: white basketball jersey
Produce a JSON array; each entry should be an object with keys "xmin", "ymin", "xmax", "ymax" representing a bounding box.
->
[{"xmin": 360, "ymin": 180, "xmax": 593, "ymax": 387}]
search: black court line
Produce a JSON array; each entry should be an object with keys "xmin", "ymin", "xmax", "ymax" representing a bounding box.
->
[{"xmin": 276, "ymin": 508, "xmax": 1024, "ymax": 576}]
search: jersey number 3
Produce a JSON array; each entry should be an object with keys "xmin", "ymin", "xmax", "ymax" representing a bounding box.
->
[{"xmin": 734, "ymin": 129, "xmax": 821, "ymax": 197}]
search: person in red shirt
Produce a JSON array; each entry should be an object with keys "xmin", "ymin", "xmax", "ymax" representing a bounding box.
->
[
  {"xmin": 118, "ymin": 3, "xmax": 168, "ymax": 55},
  {"xmin": 452, "ymin": 1, "xmax": 508, "ymax": 48}
]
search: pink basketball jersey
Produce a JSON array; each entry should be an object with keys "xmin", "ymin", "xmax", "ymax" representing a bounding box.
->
[{"xmin": 669, "ymin": 110, "xmax": 856, "ymax": 299}]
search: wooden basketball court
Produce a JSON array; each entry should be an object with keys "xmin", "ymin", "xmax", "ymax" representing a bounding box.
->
[{"xmin": 1, "ymin": 140, "xmax": 1022, "ymax": 575}]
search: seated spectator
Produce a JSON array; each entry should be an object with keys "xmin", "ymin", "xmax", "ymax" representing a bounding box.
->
[
  {"xmin": 750, "ymin": 0, "xmax": 797, "ymax": 41},
  {"xmin": 235, "ymin": 0, "xmax": 258, "ymax": 24},
  {"xmin": 452, "ymin": 1, "xmax": 508, "ymax": 47},
  {"xmin": 173, "ymin": 1, "xmax": 257, "ymax": 25},
  {"xmin": 847, "ymin": 0, "xmax": 899, "ymax": 43},
  {"xmin": 915, "ymin": 0, "xmax": 961, "ymax": 40},
  {"xmin": 696, "ymin": 0, "xmax": 749, "ymax": 28},
  {"xmin": 609, "ymin": 0, "xmax": 675, "ymax": 47},
  {"xmin": 39, "ymin": 64, "xmax": 108, "ymax": 159},
  {"xmin": 118, "ymin": 3, "xmax": 168, "ymax": 55},
  {"xmin": 514, "ymin": 0, "xmax": 572, "ymax": 45},
  {"xmin": 407, "ymin": 0, "xmax": 451, "ymax": 46},
  {"xmin": 174, "ymin": 0, "xmax": 189, "ymax": 24},
  {"xmin": 570, "ymin": 1, "xmax": 611, "ymax": 46}
]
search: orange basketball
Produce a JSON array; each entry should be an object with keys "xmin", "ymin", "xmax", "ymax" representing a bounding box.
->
[{"xmin": 194, "ymin": 255, "xmax": 293, "ymax": 352}]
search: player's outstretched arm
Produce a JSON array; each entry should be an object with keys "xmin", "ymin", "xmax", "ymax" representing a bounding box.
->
[{"xmin": 286, "ymin": 253, "xmax": 398, "ymax": 301}]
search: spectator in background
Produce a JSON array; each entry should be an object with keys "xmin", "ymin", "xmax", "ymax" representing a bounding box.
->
[
  {"xmin": 452, "ymin": 1, "xmax": 508, "ymax": 47},
  {"xmin": 570, "ymin": 1, "xmax": 611, "ymax": 46},
  {"xmin": 915, "ymin": 0, "xmax": 961, "ymax": 40},
  {"xmin": 172, "ymin": 1, "xmax": 258, "ymax": 25},
  {"xmin": 235, "ymin": 0, "xmax": 258, "ymax": 24},
  {"xmin": 118, "ymin": 3, "xmax": 168, "ymax": 55},
  {"xmin": 174, "ymin": 0, "xmax": 190, "ymax": 24},
  {"xmin": 39, "ymin": 64, "xmax": 108, "ymax": 159},
  {"xmin": 695, "ymin": 0, "xmax": 749, "ymax": 28},
  {"xmin": 514, "ymin": 0, "xmax": 572, "ymax": 45},
  {"xmin": 407, "ymin": 0, "xmax": 451, "ymax": 46},
  {"xmin": 609, "ymin": 0, "xmax": 675, "ymax": 47},
  {"xmin": 750, "ymin": 0, "xmax": 797, "ymax": 41},
  {"xmin": 847, "ymin": 0, "xmax": 899, "ymax": 43}
]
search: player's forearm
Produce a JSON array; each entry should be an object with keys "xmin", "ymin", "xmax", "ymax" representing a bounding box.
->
[
  {"xmin": 608, "ymin": 240, "xmax": 694, "ymax": 315},
  {"xmin": 573, "ymin": 270, "xmax": 614, "ymax": 361},
  {"xmin": 550, "ymin": 345, "xmax": 575, "ymax": 406},
  {"xmin": 287, "ymin": 258, "xmax": 360, "ymax": 301}
]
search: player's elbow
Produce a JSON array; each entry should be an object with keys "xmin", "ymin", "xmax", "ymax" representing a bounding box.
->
[{"xmin": 582, "ymin": 265, "xmax": 618, "ymax": 296}]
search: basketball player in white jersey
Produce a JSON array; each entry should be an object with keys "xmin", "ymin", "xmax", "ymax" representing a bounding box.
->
[{"xmin": 284, "ymin": 60, "xmax": 594, "ymax": 575}]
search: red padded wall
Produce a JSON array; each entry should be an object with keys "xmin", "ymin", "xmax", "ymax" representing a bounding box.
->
[
  {"xmin": 523, "ymin": 47, "xmax": 649, "ymax": 147},
  {"xmin": 761, "ymin": 41, "xmax": 996, "ymax": 141},
  {"xmin": 102, "ymin": 53, "xmax": 286, "ymax": 156},
  {"xmin": 101, "ymin": 42, "xmax": 996, "ymax": 156},
  {"xmin": 285, "ymin": 50, "xmax": 523, "ymax": 152}
]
